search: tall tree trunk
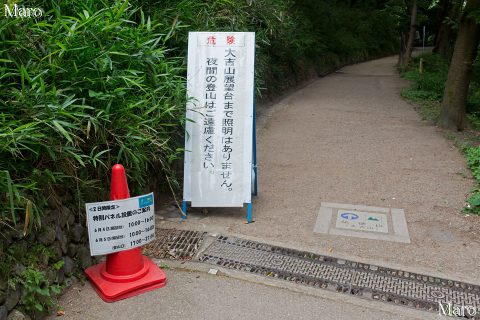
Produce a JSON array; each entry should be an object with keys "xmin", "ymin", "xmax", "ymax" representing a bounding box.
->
[
  {"xmin": 433, "ymin": 0, "xmax": 450, "ymax": 45},
  {"xmin": 435, "ymin": 24, "xmax": 455, "ymax": 59},
  {"xmin": 403, "ymin": 0, "xmax": 418, "ymax": 68},
  {"xmin": 398, "ymin": 32, "xmax": 406, "ymax": 67},
  {"xmin": 439, "ymin": 0, "xmax": 480, "ymax": 130},
  {"xmin": 433, "ymin": 0, "xmax": 461, "ymax": 60}
]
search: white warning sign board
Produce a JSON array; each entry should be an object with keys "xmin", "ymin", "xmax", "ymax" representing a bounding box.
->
[
  {"xmin": 183, "ymin": 32, "xmax": 255, "ymax": 207},
  {"xmin": 85, "ymin": 193, "xmax": 155, "ymax": 256}
]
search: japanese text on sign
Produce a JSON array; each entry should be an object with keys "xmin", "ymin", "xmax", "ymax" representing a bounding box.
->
[
  {"xmin": 184, "ymin": 32, "xmax": 255, "ymax": 207},
  {"xmin": 85, "ymin": 193, "xmax": 155, "ymax": 255}
]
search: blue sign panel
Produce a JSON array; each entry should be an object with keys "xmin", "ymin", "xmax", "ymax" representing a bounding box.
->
[
  {"xmin": 340, "ymin": 212, "xmax": 359, "ymax": 220},
  {"xmin": 139, "ymin": 194, "xmax": 154, "ymax": 208}
]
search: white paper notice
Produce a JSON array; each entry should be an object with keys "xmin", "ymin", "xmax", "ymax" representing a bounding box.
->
[
  {"xmin": 85, "ymin": 193, "xmax": 155, "ymax": 256},
  {"xmin": 183, "ymin": 32, "xmax": 255, "ymax": 207}
]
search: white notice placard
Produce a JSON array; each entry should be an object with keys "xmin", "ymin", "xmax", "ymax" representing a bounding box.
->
[
  {"xmin": 183, "ymin": 32, "xmax": 255, "ymax": 207},
  {"xmin": 85, "ymin": 193, "xmax": 155, "ymax": 256}
]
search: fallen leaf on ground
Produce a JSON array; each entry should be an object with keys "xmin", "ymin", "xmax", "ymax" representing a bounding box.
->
[{"xmin": 57, "ymin": 310, "xmax": 65, "ymax": 316}]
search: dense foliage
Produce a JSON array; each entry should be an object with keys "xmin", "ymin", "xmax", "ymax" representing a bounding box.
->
[
  {"xmin": 1, "ymin": 0, "xmax": 400, "ymax": 232},
  {"xmin": 402, "ymin": 53, "xmax": 480, "ymax": 121},
  {"xmin": 1, "ymin": 1, "xmax": 187, "ymax": 230}
]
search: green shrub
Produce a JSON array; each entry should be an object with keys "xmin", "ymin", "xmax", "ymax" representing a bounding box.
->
[
  {"xmin": 466, "ymin": 190, "xmax": 480, "ymax": 214},
  {"xmin": 1, "ymin": 1, "xmax": 186, "ymax": 228},
  {"xmin": 415, "ymin": 72, "xmax": 447, "ymax": 99},
  {"xmin": 16, "ymin": 268, "xmax": 61, "ymax": 314},
  {"xmin": 467, "ymin": 147, "xmax": 480, "ymax": 181},
  {"xmin": 0, "ymin": 240, "xmax": 61, "ymax": 316},
  {"xmin": 402, "ymin": 53, "xmax": 449, "ymax": 100},
  {"xmin": 463, "ymin": 147, "xmax": 480, "ymax": 215},
  {"xmin": 467, "ymin": 82, "xmax": 480, "ymax": 114}
]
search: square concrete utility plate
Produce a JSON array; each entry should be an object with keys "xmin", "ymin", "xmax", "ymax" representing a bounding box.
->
[{"xmin": 314, "ymin": 202, "xmax": 410, "ymax": 243}]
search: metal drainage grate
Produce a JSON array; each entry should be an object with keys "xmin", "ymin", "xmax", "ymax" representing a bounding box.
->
[
  {"xmin": 198, "ymin": 236, "xmax": 480, "ymax": 316},
  {"xmin": 143, "ymin": 229, "xmax": 206, "ymax": 260}
]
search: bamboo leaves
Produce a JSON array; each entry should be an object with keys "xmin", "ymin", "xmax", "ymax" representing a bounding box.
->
[{"xmin": 1, "ymin": 1, "xmax": 186, "ymax": 230}]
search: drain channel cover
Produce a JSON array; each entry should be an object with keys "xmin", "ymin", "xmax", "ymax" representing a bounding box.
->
[
  {"xmin": 199, "ymin": 235, "xmax": 480, "ymax": 314},
  {"xmin": 143, "ymin": 229, "xmax": 206, "ymax": 260}
]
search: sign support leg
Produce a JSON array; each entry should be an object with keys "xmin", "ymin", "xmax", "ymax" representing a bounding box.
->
[
  {"xmin": 182, "ymin": 200, "xmax": 187, "ymax": 220},
  {"xmin": 253, "ymin": 95, "xmax": 258, "ymax": 197},
  {"xmin": 247, "ymin": 83, "xmax": 257, "ymax": 224}
]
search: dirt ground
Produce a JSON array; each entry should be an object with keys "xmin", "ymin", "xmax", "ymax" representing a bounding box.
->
[{"xmin": 159, "ymin": 55, "xmax": 480, "ymax": 284}]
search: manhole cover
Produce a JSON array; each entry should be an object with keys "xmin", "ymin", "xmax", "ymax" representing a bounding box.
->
[
  {"xmin": 143, "ymin": 229, "xmax": 206, "ymax": 260},
  {"xmin": 198, "ymin": 236, "xmax": 480, "ymax": 315}
]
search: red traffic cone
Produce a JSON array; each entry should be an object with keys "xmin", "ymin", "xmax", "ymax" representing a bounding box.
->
[{"xmin": 85, "ymin": 164, "xmax": 166, "ymax": 302}]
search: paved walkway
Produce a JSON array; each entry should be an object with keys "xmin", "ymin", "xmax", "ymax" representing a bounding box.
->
[
  {"xmin": 50, "ymin": 269, "xmax": 433, "ymax": 320},
  {"xmin": 54, "ymin": 55, "xmax": 480, "ymax": 318},
  {"xmin": 160, "ymin": 55, "xmax": 480, "ymax": 283}
]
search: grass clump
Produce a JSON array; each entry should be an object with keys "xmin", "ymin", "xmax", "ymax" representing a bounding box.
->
[
  {"xmin": 401, "ymin": 53, "xmax": 450, "ymax": 122},
  {"xmin": 466, "ymin": 147, "xmax": 480, "ymax": 181},
  {"xmin": 0, "ymin": 241, "xmax": 63, "ymax": 316},
  {"xmin": 14, "ymin": 267, "xmax": 61, "ymax": 315},
  {"xmin": 465, "ymin": 146, "xmax": 480, "ymax": 215}
]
